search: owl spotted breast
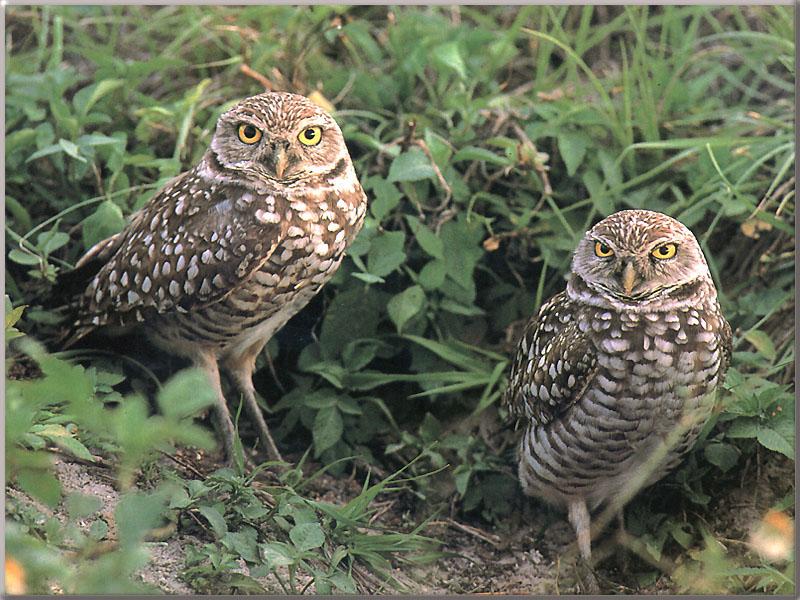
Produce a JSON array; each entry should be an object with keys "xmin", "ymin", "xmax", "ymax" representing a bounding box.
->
[
  {"xmin": 503, "ymin": 209, "xmax": 732, "ymax": 563},
  {"xmin": 68, "ymin": 91, "xmax": 367, "ymax": 462}
]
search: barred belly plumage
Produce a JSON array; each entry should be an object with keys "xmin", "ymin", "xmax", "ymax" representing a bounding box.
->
[
  {"xmin": 503, "ymin": 210, "xmax": 732, "ymax": 567},
  {"xmin": 517, "ymin": 302, "xmax": 723, "ymax": 510}
]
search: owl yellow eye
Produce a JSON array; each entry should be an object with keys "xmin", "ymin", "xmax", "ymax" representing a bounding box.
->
[
  {"xmin": 298, "ymin": 126, "xmax": 322, "ymax": 146},
  {"xmin": 237, "ymin": 124, "xmax": 262, "ymax": 144},
  {"xmin": 651, "ymin": 243, "xmax": 677, "ymax": 260},
  {"xmin": 594, "ymin": 241, "xmax": 614, "ymax": 258}
]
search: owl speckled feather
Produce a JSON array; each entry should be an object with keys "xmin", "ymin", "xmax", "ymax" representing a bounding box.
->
[
  {"xmin": 504, "ymin": 210, "xmax": 731, "ymax": 563},
  {"xmin": 67, "ymin": 92, "xmax": 367, "ymax": 462}
]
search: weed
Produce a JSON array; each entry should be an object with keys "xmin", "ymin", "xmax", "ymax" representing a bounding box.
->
[{"xmin": 5, "ymin": 5, "xmax": 794, "ymax": 594}]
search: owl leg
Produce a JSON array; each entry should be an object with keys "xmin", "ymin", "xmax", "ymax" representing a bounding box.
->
[
  {"xmin": 224, "ymin": 344, "xmax": 283, "ymax": 463},
  {"xmin": 568, "ymin": 499, "xmax": 600, "ymax": 593},
  {"xmin": 567, "ymin": 498, "xmax": 592, "ymax": 560},
  {"xmin": 196, "ymin": 352, "xmax": 237, "ymax": 461},
  {"xmin": 615, "ymin": 510, "xmax": 630, "ymax": 574}
]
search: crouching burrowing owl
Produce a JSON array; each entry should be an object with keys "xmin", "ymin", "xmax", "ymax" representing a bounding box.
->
[
  {"xmin": 503, "ymin": 210, "xmax": 731, "ymax": 563},
  {"xmin": 65, "ymin": 92, "xmax": 367, "ymax": 462}
]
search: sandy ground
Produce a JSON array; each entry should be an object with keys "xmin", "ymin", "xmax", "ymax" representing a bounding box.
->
[{"xmin": 5, "ymin": 445, "xmax": 793, "ymax": 594}]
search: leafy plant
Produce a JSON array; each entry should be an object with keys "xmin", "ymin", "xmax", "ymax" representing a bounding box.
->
[
  {"xmin": 5, "ymin": 5, "xmax": 794, "ymax": 594},
  {"xmin": 174, "ymin": 458, "xmax": 441, "ymax": 594}
]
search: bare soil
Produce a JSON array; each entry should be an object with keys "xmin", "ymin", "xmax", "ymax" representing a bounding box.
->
[{"xmin": 6, "ymin": 445, "xmax": 793, "ymax": 595}]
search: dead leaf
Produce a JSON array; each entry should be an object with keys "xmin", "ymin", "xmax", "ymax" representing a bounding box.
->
[
  {"xmin": 308, "ymin": 90, "xmax": 335, "ymax": 113},
  {"xmin": 750, "ymin": 510, "xmax": 794, "ymax": 562},
  {"xmin": 239, "ymin": 64, "xmax": 273, "ymax": 91},
  {"xmin": 740, "ymin": 218, "xmax": 772, "ymax": 239},
  {"xmin": 483, "ymin": 237, "xmax": 501, "ymax": 252},
  {"xmin": 536, "ymin": 88, "xmax": 564, "ymax": 102},
  {"xmin": 5, "ymin": 557, "xmax": 26, "ymax": 594}
]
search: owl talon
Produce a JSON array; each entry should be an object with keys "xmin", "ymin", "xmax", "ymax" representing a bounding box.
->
[{"xmin": 575, "ymin": 556, "xmax": 601, "ymax": 594}]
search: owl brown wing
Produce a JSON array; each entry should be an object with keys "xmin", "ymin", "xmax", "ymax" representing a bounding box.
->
[
  {"xmin": 73, "ymin": 167, "xmax": 287, "ymax": 334},
  {"xmin": 503, "ymin": 291, "xmax": 598, "ymax": 426}
]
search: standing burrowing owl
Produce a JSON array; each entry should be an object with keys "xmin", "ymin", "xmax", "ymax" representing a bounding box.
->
[
  {"xmin": 503, "ymin": 210, "xmax": 731, "ymax": 562},
  {"xmin": 66, "ymin": 91, "xmax": 367, "ymax": 462}
]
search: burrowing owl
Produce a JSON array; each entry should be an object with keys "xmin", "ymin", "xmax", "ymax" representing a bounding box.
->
[
  {"xmin": 66, "ymin": 91, "xmax": 367, "ymax": 462},
  {"xmin": 503, "ymin": 210, "xmax": 731, "ymax": 562}
]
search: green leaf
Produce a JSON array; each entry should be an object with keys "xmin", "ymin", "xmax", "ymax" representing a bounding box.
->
[
  {"xmin": 557, "ymin": 130, "xmax": 589, "ymax": 176},
  {"xmin": 342, "ymin": 339, "xmax": 382, "ymax": 371},
  {"xmin": 387, "ymin": 285, "xmax": 426, "ymax": 333},
  {"xmin": 77, "ymin": 133, "xmax": 124, "ymax": 148},
  {"xmin": 36, "ymin": 229, "xmax": 69, "ymax": 256},
  {"xmin": 743, "ymin": 329, "xmax": 777, "ymax": 361},
  {"xmin": 17, "ymin": 469, "xmax": 62, "ymax": 508},
  {"xmin": 597, "ymin": 148, "xmax": 622, "ymax": 190},
  {"xmin": 367, "ymin": 230, "xmax": 406, "ymax": 277},
  {"xmin": 404, "ymin": 335, "xmax": 485, "ymax": 372},
  {"xmin": 5, "ymin": 301, "xmax": 27, "ymax": 330},
  {"xmin": 303, "ymin": 361, "xmax": 345, "ymax": 388},
  {"xmin": 423, "ymin": 127, "xmax": 453, "ymax": 166},
  {"xmin": 418, "ymin": 259, "xmax": 446, "ymax": 290},
  {"xmin": 319, "ymin": 287, "xmax": 384, "ymax": 358},
  {"xmin": 73, "ymin": 79, "xmax": 125, "ymax": 116},
  {"xmin": 260, "ymin": 542, "xmax": 295, "ymax": 568},
  {"xmin": 8, "ymin": 249, "xmax": 41, "ymax": 266},
  {"xmin": 81, "ymin": 200, "xmax": 126, "ymax": 250},
  {"xmin": 452, "ymin": 146, "xmax": 510, "ymax": 166},
  {"xmin": 6, "ymin": 128, "xmax": 37, "ymax": 155},
  {"xmin": 337, "ymin": 396, "xmax": 362, "ymax": 416},
  {"xmin": 156, "ymin": 368, "xmax": 216, "ymax": 420},
  {"xmin": 405, "ymin": 216, "xmax": 444, "ymax": 259},
  {"xmin": 25, "ymin": 142, "xmax": 65, "ymax": 163},
  {"xmin": 670, "ymin": 523, "xmax": 694, "ymax": 549},
  {"xmin": 313, "ymin": 406, "xmax": 343, "ymax": 456},
  {"xmin": 368, "ymin": 177, "xmax": 403, "ymax": 221},
  {"xmin": 222, "ymin": 528, "xmax": 259, "ymax": 563},
  {"xmin": 703, "ymin": 442, "xmax": 740, "ymax": 472},
  {"xmin": 115, "ymin": 488, "xmax": 170, "ymax": 548},
  {"xmin": 387, "ymin": 148, "xmax": 436, "ymax": 182},
  {"xmin": 66, "ymin": 492, "xmax": 103, "ymax": 520},
  {"xmin": 453, "ymin": 468, "xmax": 471, "ymax": 496},
  {"xmin": 756, "ymin": 427, "xmax": 793, "ymax": 458},
  {"xmin": 289, "ymin": 522, "xmax": 325, "ymax": 552},
  {"xmin": 351, "ymin": 272, "xmax": 385, "ymax": 284},
  {"xmin": 37, "ymin": 230, "xmax": 70, "ymax": 255},
  {"xmin": 58, "ymin": 138, "xmax": 87, "ymax": 163},
  {"xmin": 440, "ymin": 298, "xmax": 485, "ymax": 316},
  {"xmin": 197, "ymin": 504, "xmax": 228, "ymax": 539},
  {"xmin": 302, "ymin": 391, "xmax": 338, "ymax": 409},
  {"xmin": 725, "ymin": 418, "xmax": 759, "ymax": 438},
  {"xmin": 432, "ymin": 41, "xmax": 467, "ymax": 79},
  {"xmin": 89, "ymin": 519, "xmax": 109, "ymax": 541},
  {"xmin": 49, "ymin": 434, "xmax": 95, "ymax": 462},
  {"xmin": 439, "ymin": 217, "xmax": 484, "ymax": 292},
  {"xmin": 227, "ymin": 573, "xmax": 265, "ymax": 593}
]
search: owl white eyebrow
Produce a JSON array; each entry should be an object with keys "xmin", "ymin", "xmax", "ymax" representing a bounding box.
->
[
  {"xmin": 295, "ymin": 118, "xmax": 327, "ymax": 131},
  {"xmin": 650, "ymin": 238, "xmax": 679, "ymax": 249},
  {"xmin": 233, "ymin": 120, "xmax": 265, "ymax": 134}
]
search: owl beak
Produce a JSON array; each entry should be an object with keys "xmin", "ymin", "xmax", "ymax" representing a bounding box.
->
[
  {"xmin": 621, "ymin": 262, "xmax": 638, "ymax": 296},
  {"xmin": 273, "ymin": 146, "xmax": 289, "ymax": 179},
  {"xmin": 264, "ymin": 140, "xmax": 292, "ymax": 179}
]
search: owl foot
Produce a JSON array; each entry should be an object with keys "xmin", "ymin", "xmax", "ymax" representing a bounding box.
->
[{"xmin": 575, "ymin": 556, "xmax": 601, "ymax": 594}]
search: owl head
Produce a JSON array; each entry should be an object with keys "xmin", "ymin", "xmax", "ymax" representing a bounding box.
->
[
  {"xmin": 570, "ymin": 210, "xmax": 712, "ymax": 303},
  {"xmin": 209, "ymin": 91, "xmax": 351, "ymax": 184}
]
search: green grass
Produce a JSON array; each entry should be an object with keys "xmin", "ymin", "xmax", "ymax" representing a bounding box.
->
[{"xmin": 5, "ymin": 5, "xmax": 795, "ymax": 594}]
